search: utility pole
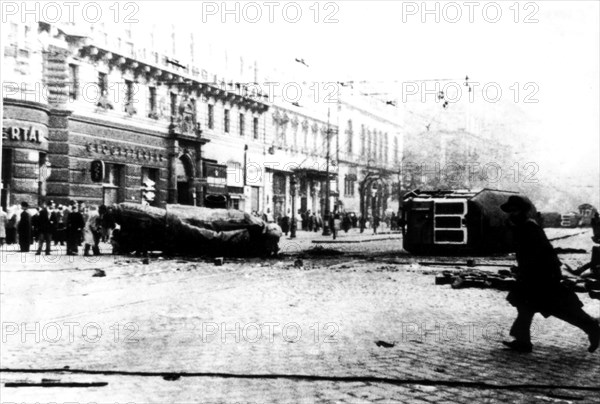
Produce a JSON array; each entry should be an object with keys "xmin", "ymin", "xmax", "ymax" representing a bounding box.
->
[
  {"xmin": 322, "ymin": 107, "xmax": 332, "ymax": 236},
  {"xmin": 290, "ymin": 175, "xmax": 297, "ymax": 238}
]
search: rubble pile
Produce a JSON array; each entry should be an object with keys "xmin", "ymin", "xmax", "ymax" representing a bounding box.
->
[
  {"xmin": 435, "ymin": 269, "xmax": 516, "ymax": 291},
  {"xmin": 435, "ymin": 268, "xmax": 600, "ymax": 300}
]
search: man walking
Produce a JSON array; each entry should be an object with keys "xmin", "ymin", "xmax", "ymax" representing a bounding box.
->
[{"xmin": 501, "ymin": 195, "xmax": 600, "ymax": 353}]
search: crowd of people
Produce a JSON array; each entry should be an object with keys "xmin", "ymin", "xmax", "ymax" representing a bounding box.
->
[
  {"xmin": 249, "ymin": 208, "xmax": 405, "ymax": 238},
  {"xmin": 0, "ymin": 200, "xmax": 116, "ymax": 256}
]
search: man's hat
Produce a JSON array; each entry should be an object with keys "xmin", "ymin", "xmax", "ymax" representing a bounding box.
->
[{"xmin": 501, "ymin": 195, "xmax": 531, "ymax": 213}]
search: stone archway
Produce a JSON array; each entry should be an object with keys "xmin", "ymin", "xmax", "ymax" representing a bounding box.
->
[
  {"xmin": 359, "ymin": 174, "xmax": 389, "ymax": 220},
  {"xmin": 176, "ymin": 154, "xmax": 194, "ymax": 205}
]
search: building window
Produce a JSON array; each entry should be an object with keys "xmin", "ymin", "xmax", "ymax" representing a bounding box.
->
[
  {"xmin": 124, "ymin": 80, "xmax": 136, "ymax": 114},
  {"xmin": 361, "ymin": 125, "xmax": 366, "ymax": 157},
  {"xmin": 224, "ymin": 109, "xmax": 230, "ymax": 133},
  {"xmin": 68, "ymin": 64, "xmax": 79, "ymax": 101},
  {"xmin": 253, "ymin": 117, "xmax": 259, "ymax": 139},
  {"xmin": 102, "ymin": 163, "xmax": 124, "ymax": 205},
  {"xmin": 208, "ymin": 104, "xmax": 214, "ymax": 129},
  {"xmin": 384, "ymin": 133, "xmax": 389, "ymax": 164},
  {"xmin": 170, "ymin": 92, "xmax": 178, "ymax": 117},
  {"xmin": 347, "ymin": 120, "xmax": 353, "ymax": 154},
  {"xmin": 148, "ymin": 87, "xmax": 157, "ymax": 118},
  {"xmin": 98, "ymin": 72, "xmax": 108, "ymax": 96},
  {"xmin": 239, "ymin": 113, "xmax": 245, "ymax": 136},
  {"xmin": 344, "ymin": 176, "xmax": 355, "ymax": 197}
]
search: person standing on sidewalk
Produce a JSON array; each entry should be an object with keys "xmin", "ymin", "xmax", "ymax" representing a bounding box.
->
[
  {"xmin": 6, "ymin": 205, "xmax": 18, "ymax": 245},
  {"xmin": 83, "ymin": 205, "xmax": 102, "ymax": 256},
  {"xmin": 501, "ymin": 195, "xmax": 600, "ymax": 353},
  {"xmin": 373, "ymin": 214, "xmax": 380, "ymax": 235},
  {"xmin": 17, "ymin": 202, "xmax": 32, "ymax": 252},
  {"xmin": 330, "ymin": 213, "xmax": 340, "ymax": 240},
  {"xmin": 0, "ymin": 207, "xmax": 7, "ymax": 246},
  {"xmin": 54, "ymin": 205, "xmax": 66, "ymax": 246},
  {"xmin": 66, "ymin": 202, "xmax": 84, "ymax": 255},
  {"xmin": 36, "ymin": 200, "xmax": 55, "ymax": 255}
]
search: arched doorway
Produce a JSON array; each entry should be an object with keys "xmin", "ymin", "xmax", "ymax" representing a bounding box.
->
[
  {"xmin": 176, "ymin": 154, "xmax": 194, "ymax": 205},
  {"xmin": 359, "ymin": 175, "xmax": 389, "ymax": 220}
]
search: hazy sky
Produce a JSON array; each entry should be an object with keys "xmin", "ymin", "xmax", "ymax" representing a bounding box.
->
[
  {"xmin": 136, "ymin": 1, "xmax": 599, "ymax": 188},
  {"xmin": 23, "ymin": 0, "xmax": 598, "ymax": 204}
]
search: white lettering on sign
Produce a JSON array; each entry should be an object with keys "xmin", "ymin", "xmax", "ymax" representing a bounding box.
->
[{"xmin": 2, "ymin": 122, "xmax": 47, "ymax": 144}]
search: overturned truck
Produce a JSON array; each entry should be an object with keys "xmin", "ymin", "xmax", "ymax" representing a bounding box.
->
[
  {"xmin": 111, "ymin": 203, "xmax": 282, "ymax": 257},
  {"xmin": 402, "ymin": 189, "xmax": 537, "ymax": 255}
]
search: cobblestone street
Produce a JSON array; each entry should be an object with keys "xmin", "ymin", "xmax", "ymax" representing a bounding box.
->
[{"xmin": 1, "ymin": 229, "xmax": 599, "ymax": 403}]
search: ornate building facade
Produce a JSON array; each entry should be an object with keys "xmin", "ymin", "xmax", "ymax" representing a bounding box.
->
[{"xmin": 2, "ymin": 21, "xmax": 403, "ymax": 222}]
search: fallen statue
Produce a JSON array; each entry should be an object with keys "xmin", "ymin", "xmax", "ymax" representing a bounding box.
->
[{"xmin": 111, "ymin": 203, "xmax": 282, "ymax": 257}]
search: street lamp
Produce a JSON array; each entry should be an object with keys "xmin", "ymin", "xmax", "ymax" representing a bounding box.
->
[
  {"xmin": 290, "ymin": 175, "xmax": 297, "ymax": 238},
  {"xmin": 322, "ymin": 108, "xmax": 332, "ymax": 236}
]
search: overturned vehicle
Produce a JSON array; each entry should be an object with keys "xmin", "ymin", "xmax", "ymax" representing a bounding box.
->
[
  {"xmin": 111, "ymin": 203, "xmax": 282, "ymax": 257},
  {"xmin": 402, "ymin": 189, "xmax": 537, "ymax": 255}
]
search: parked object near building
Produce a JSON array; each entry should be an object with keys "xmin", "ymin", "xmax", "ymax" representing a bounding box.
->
[
  {"xmin": 559, "ymin": 204, "xmax": 597, "ymax": 228},
  {"xmin": 402, "ymin": 189, "xmax": 537, "ymax": 255},
  {"xmin": 111, "ymin": 203, "xmax": 281, "ymax": 257}
]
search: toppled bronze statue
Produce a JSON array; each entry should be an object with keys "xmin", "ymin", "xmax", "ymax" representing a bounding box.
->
[{"xmin": 110, "ymin": 203, "xmax": 282, "ymax": 257}]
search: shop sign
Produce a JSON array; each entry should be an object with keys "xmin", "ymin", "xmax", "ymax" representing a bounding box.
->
[{"xmin": 2, "ymin": 123, "xmax": 46, "ymax": 144}]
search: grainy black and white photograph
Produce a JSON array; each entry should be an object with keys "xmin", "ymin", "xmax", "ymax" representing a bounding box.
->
[{"xmin": 1, "ymin": 1, "xmax": 599, "ymax": 403}]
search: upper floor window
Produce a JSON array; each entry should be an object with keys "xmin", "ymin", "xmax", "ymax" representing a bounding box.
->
[
  {"xmin": 148, "ymin": 87, "xmax": 157, "ymax": 116},
  {"xmin": 253, "ymin": 117, "xmax": 259, "ymax": 139},
  {"xmin": 344, "ymin": 176, "xmax": 355, "ymax": 197},
  {"xmin": 224, "ymin": 109, "xmax": 230, "ymax": 133},
  {"xmin": 346, "ymin": 120, "xmax": 353, "ymax": 154},
  {"xmin": 98, "ymin": 72, "xmax": 108, "ymax": 96},
  {"xmin": 208, "ymin": 104, "xmax": 214, "ymax": 129},
  {"xmin": 124, "ymin": 80, "xmax": 136, "ymax": 115},
  {"xmin": 239, "ymin": 113, "xmax": 245, "ymax": 136},
  {"xmin": 170, "ymin": 92, "xmax": 177, "ymax": 117},
  {"xmin": 361, "ymin": 125, "xmax": 366, "ymax": 157}
]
